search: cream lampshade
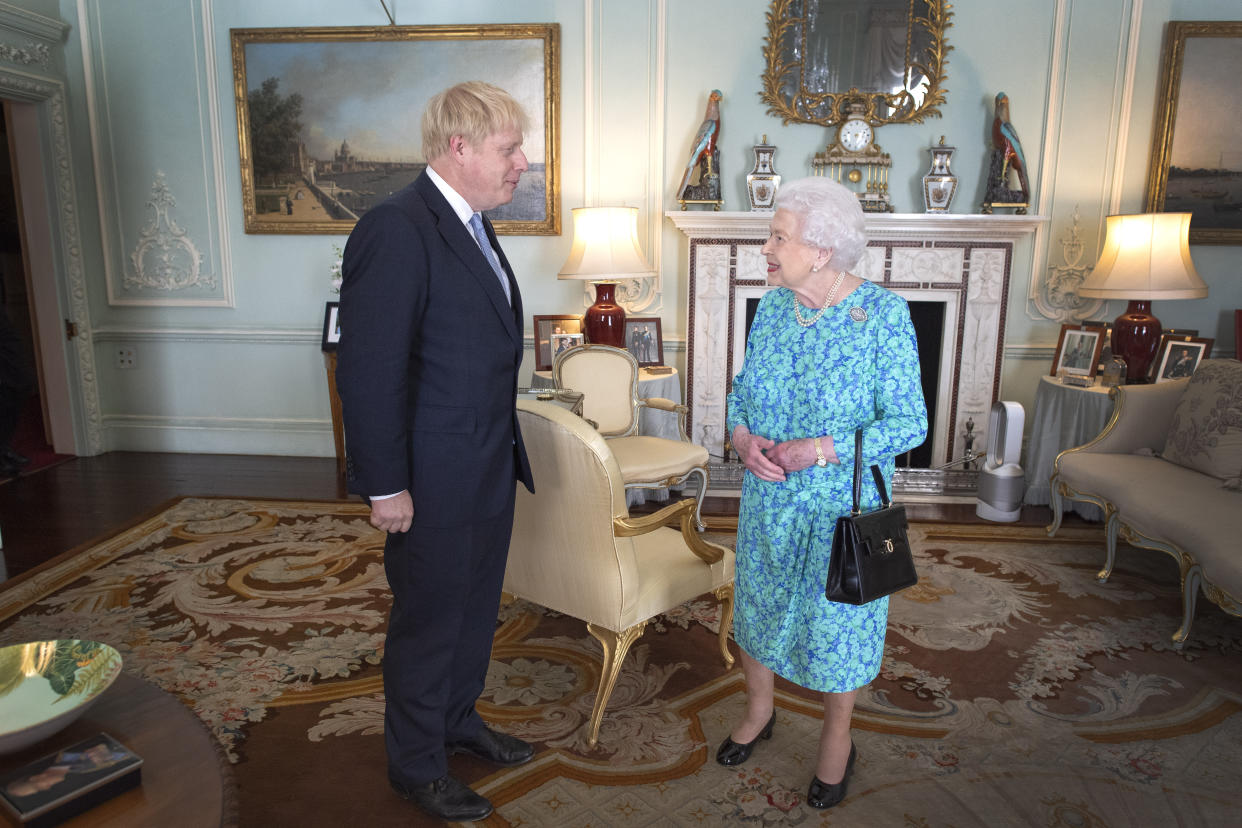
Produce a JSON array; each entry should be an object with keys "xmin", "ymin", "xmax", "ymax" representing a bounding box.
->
[
  {"xmin": 1077, "ymin": 212, "xmax": 1208, "ymax": 381},
  {"xmin": 558, "ymin": 206, "xmax": 654, "ymax": 348}
]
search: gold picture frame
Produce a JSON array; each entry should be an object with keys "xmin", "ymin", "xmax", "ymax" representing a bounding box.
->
[
  {"xmin": 1144, "ymin": 21, "xmax": 1242, "ymax": 245},
  {"xmin": 230, "ymin": 24, "xmax": 560, "ymax": 236}
]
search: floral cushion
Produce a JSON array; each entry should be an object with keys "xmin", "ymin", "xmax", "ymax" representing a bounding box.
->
[{"xmin": 1162, "ymin": 359, "xmax": 1242, "ymax": 486}]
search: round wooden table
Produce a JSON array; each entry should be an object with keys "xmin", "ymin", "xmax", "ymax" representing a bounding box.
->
[{"xmin": 0, "ymin": 672, "xmax": 236, "ymax": 827}]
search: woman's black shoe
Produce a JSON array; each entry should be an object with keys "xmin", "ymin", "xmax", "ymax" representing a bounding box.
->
[
  {"xmin": 715, "ymin": 711, "xmax": 776, "ymax": 766},
  {"xmin": 806, "ymin": 741, "xmax": 857, "ymax": 809}
]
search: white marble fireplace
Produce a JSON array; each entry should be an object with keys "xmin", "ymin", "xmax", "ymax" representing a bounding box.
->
[{"xmin": 666, "ymin": 211, "xmax": 1045, "ymax": 486}]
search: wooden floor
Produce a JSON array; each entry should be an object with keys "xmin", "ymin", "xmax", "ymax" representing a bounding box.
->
[{"xmin": 0, "ymin": 452, "xmax": 1084, "ymax": 582}]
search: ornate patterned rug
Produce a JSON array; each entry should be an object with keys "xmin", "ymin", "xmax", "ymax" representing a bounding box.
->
[{"xmin": 1, "ymin": 497, "xmax": 1239, "ymax": 826}]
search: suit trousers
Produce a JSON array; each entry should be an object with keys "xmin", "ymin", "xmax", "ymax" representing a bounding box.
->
[{"xmin": 382, "ymin": 487, "xmax": 517, "ymax": 787}]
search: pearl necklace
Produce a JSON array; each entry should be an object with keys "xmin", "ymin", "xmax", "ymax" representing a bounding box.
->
[{"xmin": 793, "ymin": 270, "xmax": 846, "ymax": 327}]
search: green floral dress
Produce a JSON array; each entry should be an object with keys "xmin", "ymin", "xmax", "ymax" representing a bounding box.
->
[{"xmin": 726, "ymin": 280, "xmax": 927, "ymax": 692}]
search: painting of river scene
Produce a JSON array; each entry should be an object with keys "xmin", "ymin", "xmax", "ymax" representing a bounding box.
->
[
  {"xmin": 1147, "ymin": 22, "xmax": 1242, "ymax": 243},
  {"xmin": 231, "ymin": 24, "xmax": 560, "ymax": 235}
]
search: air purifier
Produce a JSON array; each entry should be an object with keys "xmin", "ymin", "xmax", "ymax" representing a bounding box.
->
[{"xmin": 976, "ymin": 401, "xmax": 1025, "ymax": 522}]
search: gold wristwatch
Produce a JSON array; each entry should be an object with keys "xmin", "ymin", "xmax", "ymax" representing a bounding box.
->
[{"xmin": 814, "ymin": 437, "xmax": 828, "ymax": 467}]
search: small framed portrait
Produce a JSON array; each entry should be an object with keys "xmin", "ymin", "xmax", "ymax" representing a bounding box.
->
[
  {"xmin": 1150, "ymin": 334, "xmax": 1213, "ymax": 383},
  {"xmin": 321, "ymin": 301, "xmax": 341, "ymax": 352},
  {"xmin": 533, "ymin": 314, "xmax": 582, "ymax": 372},
  {"xmin": 1051, "ymin": 324, "xmax": 1105, "ymax": 379},
  {"xmin": 623, "ymin": 317, "xmax": 664, "ymax": 367},
  {"xmin": 550, "ymin": 331, "xmax": 583, "ymax": 358}
]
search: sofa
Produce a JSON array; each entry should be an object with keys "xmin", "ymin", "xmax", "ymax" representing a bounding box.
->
[{"xmin": 1047, "ymin": 359, "xmax": 1242, "ymax": 647}]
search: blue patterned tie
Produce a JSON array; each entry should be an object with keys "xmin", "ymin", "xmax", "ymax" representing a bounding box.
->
[{"xmin": 468, "ymin": 213, "xmax": 511, "ymax": 305}]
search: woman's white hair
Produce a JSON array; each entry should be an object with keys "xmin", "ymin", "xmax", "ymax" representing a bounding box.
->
[{"xmin": 774, "ymin": 178, "xmax": 867, "ymax": 271}]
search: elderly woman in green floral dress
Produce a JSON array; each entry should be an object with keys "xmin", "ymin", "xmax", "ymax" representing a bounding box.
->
[{"xmin": 718, "ymin": 177, "xmax": 927, "ymax": 809}]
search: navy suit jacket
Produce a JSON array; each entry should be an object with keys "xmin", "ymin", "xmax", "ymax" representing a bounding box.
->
[{"xmin": 336, "ymin": 171, "xmax": 535, "ymax": 528}]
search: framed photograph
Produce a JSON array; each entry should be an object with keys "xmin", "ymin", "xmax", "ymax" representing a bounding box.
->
[
  {"xmin": 1150, "ymin": 334, "xmax": 1214, "ymax": 383},
  {"xmin": 550, "ymin": 332, "xmax": 584, "ymax": 359},
  {"xmin": 321, "ymin": 301, "xmax": 341, "ymax": 352},
  {"xmin": 230, "ymin": 24, "xmax": 560, "ymax": 236},
  {"xmin": 1145, "ymin": 21, "xmax": 1242, "ymax": 244},
  {"xmin": 533, "ymin": 315, "xmax": 582, "ymax": 372},
  {"xmin": 0, "ymin": 733, "xmax": 142, "ymax": 825},
  {"xmin": 623, "ymin": 317, "xmax": 664, "ymax": 367},
  {"xmin": 1050, "ymin": 324, "xmax": 1105, "ymax": 379}
]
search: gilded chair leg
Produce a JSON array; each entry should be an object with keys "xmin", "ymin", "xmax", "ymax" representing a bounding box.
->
[
  {"xmin": 690, "ymin": 467, "xmax": 709, "ymax": 532},
  {"xmin": 713, "ymin": 584, "xmax": 735, "ymax": 668},
  {"xmin": 1046, "ymin": 477, "xmax": 1064, "ymax": 536},
  {"xmin": 1173, "ymin": 565, "xmax": 1201, "ymax": 649},
  {"xmin": 584, "ymin": 621, "xmax": 646, "ymax": 748},
  {"xmin": 1098, "ymin": 508, "xmax": 1120, "ymax": 581}
]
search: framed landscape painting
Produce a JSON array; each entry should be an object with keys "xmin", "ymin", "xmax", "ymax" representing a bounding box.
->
[
  {"xmin": 1145, "ymin": 21, "xmax": 1242, "ymax": 244},
  {"xmin": 230, "ymin": 23, "xmax": 560, "ymax": 235}
]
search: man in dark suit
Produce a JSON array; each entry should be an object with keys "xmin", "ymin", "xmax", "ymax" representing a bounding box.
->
[{"xmin": 336, "ymin": 81, "xmax": 536, "ymax": 823}]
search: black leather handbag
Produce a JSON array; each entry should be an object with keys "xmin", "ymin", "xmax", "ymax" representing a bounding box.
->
[{"xmin": 825, "ymin": 429, "xmax": 918, "ymax": 605}]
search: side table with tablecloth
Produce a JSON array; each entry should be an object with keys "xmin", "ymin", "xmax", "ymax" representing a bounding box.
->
[
  {"xmin": 1022, "ymin": 375, "xmax": 1116, "ymax": 521},
  {"xmin": 530, "ymin": 367, "xmax": 687, "ymax": 507}
]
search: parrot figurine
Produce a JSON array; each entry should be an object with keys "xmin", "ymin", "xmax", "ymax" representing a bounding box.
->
[
  {"xmin": 991, "ymin": 92, "xmax": 1029, "ymax": 201},
  {"xmin": 676, "ymin": 89, "xmax": 723, "ymax": 200}
]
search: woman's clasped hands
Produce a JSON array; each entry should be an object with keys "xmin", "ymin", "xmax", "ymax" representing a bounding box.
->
[{"xmin": 732, "ymin": 425, "xmax": 824, "ymax": 481}]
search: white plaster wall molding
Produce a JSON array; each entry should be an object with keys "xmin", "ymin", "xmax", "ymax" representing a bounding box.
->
[
  {"xmin": 582, "ymin": 0, "xmax": 666, "ymax": 316},
  {"xmin": 92, "ymin": 327, "xmax": 319, "ymax": 345},
  {"xmin": 1038, "ymin": 206, "xmax": 1105, "ymax": 322},
  {"xmin": 0, "ymin": 40, "xmax": 49, "ymax": 67},
  {"xmin": 81, "ymin": 0, "xmax": 233, "ymax": 307},
  {"xmin": 0, "ymin": 2, "xmax": 69, "ymax": 45},
  {"xmin": 102, "ymin": 413, "xmax": 334, "ymax": 457},
  {"xmin": 126, "ymin": 171, "xmax": 215, "ymax": 292},
  {"xmin": 0, "ymin": 68, "xmax": 102, "ymax": 454}
]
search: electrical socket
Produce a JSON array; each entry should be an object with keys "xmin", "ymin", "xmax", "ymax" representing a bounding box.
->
[{"xmin": 115, "ymin": 347, "xmax": 136, "ymax": 369}]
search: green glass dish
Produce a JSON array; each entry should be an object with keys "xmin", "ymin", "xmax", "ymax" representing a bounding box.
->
[{"xmin": 0, "ymin": 640, "xmax": 123, "ymax": 755}]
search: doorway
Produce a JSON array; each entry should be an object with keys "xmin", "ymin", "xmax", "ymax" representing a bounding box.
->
[{"xmin": 0, "ymin": 102, "xmax": 73, "ymax": 476}]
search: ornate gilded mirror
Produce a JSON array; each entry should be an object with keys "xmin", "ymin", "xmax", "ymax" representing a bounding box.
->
[{"xmin": 762, "ymin": 0, "xmax": 952, "ymax": 126}]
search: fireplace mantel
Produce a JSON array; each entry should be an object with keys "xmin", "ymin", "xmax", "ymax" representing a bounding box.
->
[
  {"xmin": 666, "ymin": 210, "xmax": 1047, "ymax": 490},
  {"xmin": 666, "ymin": 210, "xmax": 1046, "ymax": 242}
]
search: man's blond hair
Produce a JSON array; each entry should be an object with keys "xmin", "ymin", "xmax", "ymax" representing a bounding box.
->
[{"xmin": 421, "ymin": 81, "xmax": 530, "ymax": 161}]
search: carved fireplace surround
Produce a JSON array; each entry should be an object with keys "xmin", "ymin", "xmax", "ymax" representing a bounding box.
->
[{"xmin": 666, "ymin": 211, "xmax": 1045, "ymax": 495}]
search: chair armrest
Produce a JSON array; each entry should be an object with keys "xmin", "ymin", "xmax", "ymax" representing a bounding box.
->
[
  {"xmin": 1073, "ymin": 379, "xmax": 1187, "ymax": 455},
  {"xmin": 639, "ymin": 396, "xmax": 685, "ymax": 414},
  {"xmin": 613, "ymin": 499, "xmax": 725, "ymax": 564},
  {"xmin": 636, "ymin": 397, "xmax": 692, "ymax": 441}
]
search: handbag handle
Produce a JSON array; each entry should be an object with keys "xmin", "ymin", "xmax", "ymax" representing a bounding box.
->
[{"xmin": 850, "ymin": 428, "xmax": 891, "ymax": 516}]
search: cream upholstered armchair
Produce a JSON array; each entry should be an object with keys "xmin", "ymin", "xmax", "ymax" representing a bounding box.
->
[
  {"xmin": 552, "ymin": 343, "xmax": 710, "ymax": 530},
  {"xmin": 505, "ymin": 400, "xmax": 735, "ymax": 747}
]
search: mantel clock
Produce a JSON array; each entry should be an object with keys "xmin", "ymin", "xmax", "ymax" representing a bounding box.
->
[{"xmin": 811, "ymin": 103, "xmax": 893, "ymax": 213}]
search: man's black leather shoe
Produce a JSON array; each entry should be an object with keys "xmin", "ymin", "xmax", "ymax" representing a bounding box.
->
[
  {"xmin": 391, "ymin": 774, "xmax": 493, "ymax": 822},
  {"xmin": 447, "ymin": 726, "xmax": 535, "ymax": 767},
  {"xmin": 1, "ymin": 449, "xmax": 28, "ymax": 467}
]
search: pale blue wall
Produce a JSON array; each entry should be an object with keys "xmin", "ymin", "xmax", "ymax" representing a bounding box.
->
[{"xmin": 15, "ymin": 0, "xmax": 1241, "ymax": 456}]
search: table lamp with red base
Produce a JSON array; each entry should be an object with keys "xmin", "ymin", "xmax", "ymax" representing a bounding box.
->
[
  {"xmin": 1077, "ymin": 213, "xmax": 1207, "ymax": 382},
  {"xmin": 558, "ymin": 207, "xmax": 654, "ymax": 348}
]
